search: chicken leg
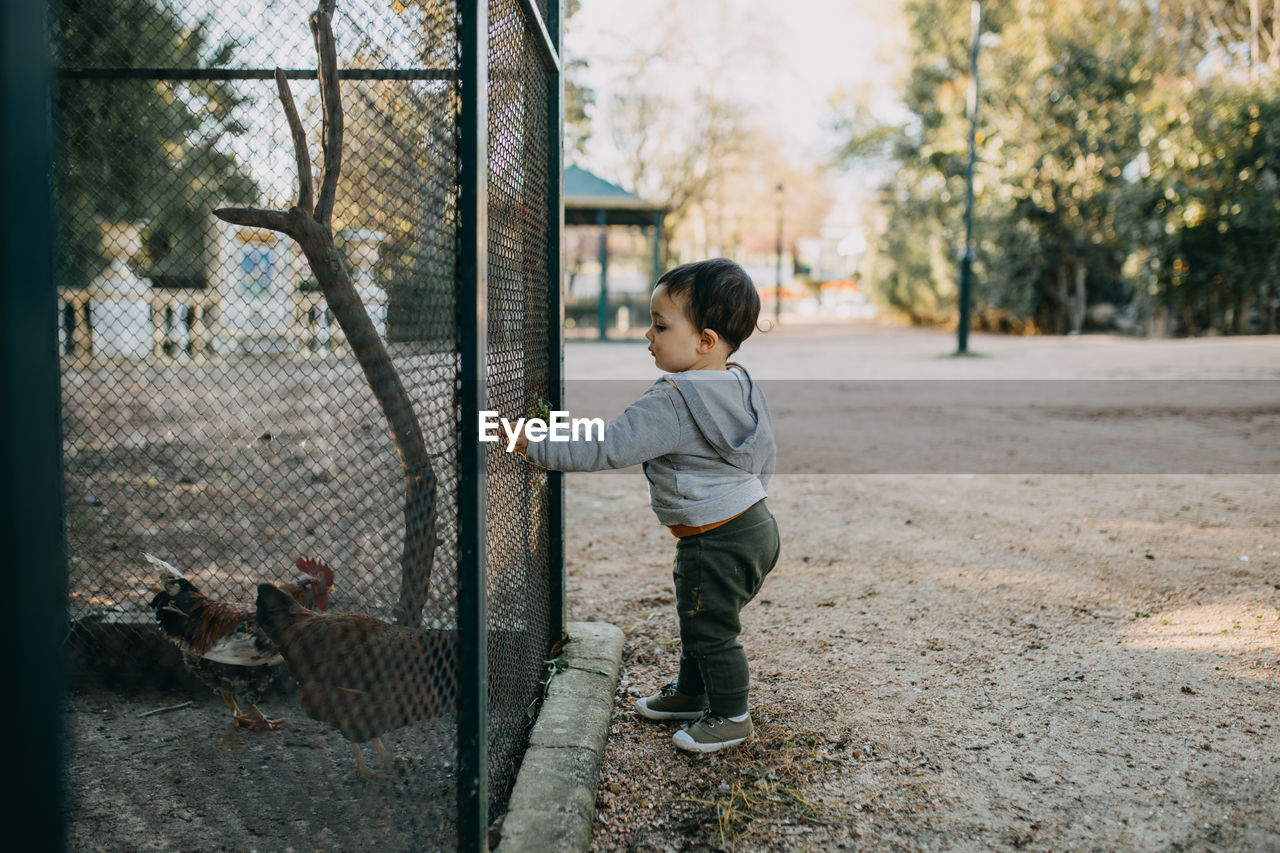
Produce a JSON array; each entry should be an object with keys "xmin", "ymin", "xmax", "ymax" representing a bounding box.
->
[
  {"xmin": 353, "ymin": 741, "xmax": 392, "ymax": 780},
  {"xmin": 220, "ymin": 691, "xmax": 284, "ymax": 730}
]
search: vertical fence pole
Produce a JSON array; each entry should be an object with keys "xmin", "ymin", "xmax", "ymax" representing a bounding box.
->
[
  {"xmin": 1, "ymin": 0, "xmax": 65, "ymax": 848},
  {"xmin": 546, "ymin": 0, "xmax": 566, "ymax": 645},
  {"xmin": 595, "ymin": 209, "xmax": 608, "ymax": 340},
  {"xmin": 956, "ymin": 0, "xmax": 983, "ymax": 356},
  {"xmin": 458, "ymin": 0, "xmax": 490, "ymax": 848}
]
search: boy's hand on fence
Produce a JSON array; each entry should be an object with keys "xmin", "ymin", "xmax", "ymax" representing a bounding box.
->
[{"xmin": 514, "ymin": 397, "xmax": 549, "ymax": 457}]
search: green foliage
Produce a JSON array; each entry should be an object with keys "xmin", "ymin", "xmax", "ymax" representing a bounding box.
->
[
  {"xmin": 527, "ymin": 396, "xmax": 553, "ymax": 422},
  {"xmin": 1121, "ymin": 82, "xmax": 1280, "ymax": 334},
  {"xmin": 564, "ymin": 0, "xmax": 594, "ymax": 157},
  {"xmin": 52, "ymin": 0, "xmax": 258, "ymax": 289},
  {"xmin": 858, "ymin": 0, "xmax": 1280, "ymax": 335}
]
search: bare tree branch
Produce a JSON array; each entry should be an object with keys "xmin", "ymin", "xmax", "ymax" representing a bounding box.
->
[
  {"xmin": 212, "ymin": 206, "xmax": 293, "ymax": 234},
  {"xmin": 213, "ymin": 0, "xmax": 437, "ymax": 628},
  {"xmin": 274, "ymin": 69, "xmax": 314, "ymax": 216},
  {"xmin": 310, "ymin": 1, "xmax": 343, "ymax": 227}
]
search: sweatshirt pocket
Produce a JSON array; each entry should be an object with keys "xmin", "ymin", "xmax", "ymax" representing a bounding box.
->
[
  {"xmin": 646, "ymin": 462, "xmax": 681, "ymax": 502},
  {"xmin": 674, "ymin": 469, "xmax": 748, "ymax": 504}
]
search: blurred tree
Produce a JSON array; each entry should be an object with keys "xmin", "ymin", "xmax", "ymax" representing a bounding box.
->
[
  {"xmin": 612, "ymin": 87, "xmax": 736, "ymax": 259},
  {"xmin": 345, "ymin": 1, "xmax": 461, "ymax": 343},
  {"xmin": 52, "ymin": 0, "xmax": 257, "ymax": 289},
  {"xmin": 608, "ymin": 76, "xmax": 750, "ymax": 263},
  {"xmin": 1154, "ymin": 0, "xmax": 1279, "ymax": 80},
  {"xmin": 849, "ymin": 0, "xmax": 1010, "ymax": 324},
  {"xmin": 338, "ymin": 75, "xmax": 457, "ymax": 343},
  {"xmin": 853, "ymin": 0, "xmax": 1279, "ymax": 334},
  {"xmin": 345, "ymin": 0, "xmax": 588, "ymax": 341},
  {"xmin": 1122, "ymin": 83, "xmax": 1280, "ymax": 333},
  {"xmin": 601, "ymin": 0, "xmax": 817, "ymax": 264},
  {"xmin": 980, "ymin": 1, "xmax": 1155, "ymax": 333},
  {"xmin": 564, "ymin": 0, "xmax": 594, "ymax": 157}
]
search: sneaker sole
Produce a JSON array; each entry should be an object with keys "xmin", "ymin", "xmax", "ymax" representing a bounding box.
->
[
  {"xmin": 672, "ymin": 729, "xmax": 749, "ymax": 753},
  {"xmin": 635, "ymin": 697, "xmax": 706, "ymax": 721}
]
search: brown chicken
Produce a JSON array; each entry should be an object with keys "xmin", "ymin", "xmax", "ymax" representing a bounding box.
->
[
  {"xmin": 255, "ymin": 582, "xmax": 457, "ymax": 778},
  {"xmin": 148, "ymin": 553, "xmax": 334, "ymax": 730}
]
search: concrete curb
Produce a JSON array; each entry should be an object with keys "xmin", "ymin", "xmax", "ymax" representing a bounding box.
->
[{"xmin": 495, "ymin": 621, "xmax": 623, "ymax": 852}]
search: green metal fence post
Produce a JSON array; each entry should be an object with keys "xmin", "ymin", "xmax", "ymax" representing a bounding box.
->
[
  {"xmin": 1, "ymin": 0, "xmax": 65, "ymax": 847},
  {"xmin": 457, "ymin": 0, "xmax": 490, "ymax": 848},
  {"xmin": 546, "ymin": 0, "xmax": 566, "ymax": 645}
]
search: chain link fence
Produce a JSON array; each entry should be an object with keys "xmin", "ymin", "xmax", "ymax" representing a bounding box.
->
[{"xmin": 54, "ymin": 0, "xmax": 559, "ymax": 847}]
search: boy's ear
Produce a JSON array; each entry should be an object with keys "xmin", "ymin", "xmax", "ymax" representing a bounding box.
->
[{"xmin": 697, "ymin": 327, "xmax": 721, "ymax": 353}]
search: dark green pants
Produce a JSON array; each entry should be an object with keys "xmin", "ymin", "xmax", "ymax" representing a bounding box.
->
[{"xmin": 673, "ymin": 499, "xmax": 780, "ymax": 717}]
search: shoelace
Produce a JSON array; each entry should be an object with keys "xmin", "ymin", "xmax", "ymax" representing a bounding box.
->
[{"xmin": 693, "ymin": 709, "xmax": 721, "ymax": 727}]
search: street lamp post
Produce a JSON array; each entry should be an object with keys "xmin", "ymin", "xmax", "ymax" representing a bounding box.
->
[
  {"xmin": 774, "ymin": 183, "xmax": 784, "ymax": 325},
  {"xmin": 957, "ymin": 0, "xmax": 983, "ymax": 355}
]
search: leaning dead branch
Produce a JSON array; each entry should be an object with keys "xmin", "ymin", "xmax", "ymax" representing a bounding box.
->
[{"xmin": 214, "ymin": 0, "xmax": 437, "ymax": 628}]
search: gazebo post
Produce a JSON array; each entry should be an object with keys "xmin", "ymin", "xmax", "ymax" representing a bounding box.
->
[
  {"xmin": 596, "ymin": 209, "xmax": 608, "ymax": 340},
  {"xmin": 651, "ymin": 211, "xmax": 664, "ymax": 290}
]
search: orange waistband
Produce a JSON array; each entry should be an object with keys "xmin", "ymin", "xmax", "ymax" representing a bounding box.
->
[{"xmin": 668, "ymin": 508, "xmax": 748, "ymax": 538}]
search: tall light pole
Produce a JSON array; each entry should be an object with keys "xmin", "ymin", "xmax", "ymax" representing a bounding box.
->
[
  {"xmin": 774, "ymin": 183, "xmax": 784, "ymax": 324},
  {"xmin": 957, "ymin": 0, "xmax": 983, "ymax": 355}
]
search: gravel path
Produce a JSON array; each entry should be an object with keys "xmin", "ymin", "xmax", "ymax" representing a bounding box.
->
[{"xmin": 563, "ymin": 323, "xmax": 1280, "ymax": 852}]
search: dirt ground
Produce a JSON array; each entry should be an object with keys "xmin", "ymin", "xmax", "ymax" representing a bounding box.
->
[
  {"xmin": 571, "ymin": 472, "xmax": 1278, "ymax": 852},
  {"xmin": 62, "ymin": 322, "xmax": 1279, "ymax": 851},
  {"xmin": 562, "ymin": 323, "xmax": 1280, "ymax": 852}
]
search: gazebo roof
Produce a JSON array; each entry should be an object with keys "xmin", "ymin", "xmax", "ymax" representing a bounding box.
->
[{"xmin": 564, "ymin": 165, "xmax": 666, "ymax": 227}]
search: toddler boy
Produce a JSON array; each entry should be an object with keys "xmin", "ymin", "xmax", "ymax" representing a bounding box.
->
[{"xmin": 517, "ymin": 258, "xmax": 779, "ymax": 752}]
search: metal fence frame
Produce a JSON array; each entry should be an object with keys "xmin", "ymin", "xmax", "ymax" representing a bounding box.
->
[
  {"xmin": 3, "ymin": 1, "xmax": 66, "ymax": 848},
  {"xmin": 459, "ymin": 0, "xmax": 564, "ymax": 845},
  {"xmin": 36, "ymin": 0, "xmax": 564, "ymax": 848}
]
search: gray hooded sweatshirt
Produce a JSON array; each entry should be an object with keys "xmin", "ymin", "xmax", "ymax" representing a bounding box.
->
[{"xmin": 525, "ymin": 363, "xmax": 774, "ymax": 527}]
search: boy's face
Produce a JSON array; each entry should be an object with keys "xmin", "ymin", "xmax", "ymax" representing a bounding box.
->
[{"xmin": 646, "ymin": 284, "xmax": 707, "ymax": 373}]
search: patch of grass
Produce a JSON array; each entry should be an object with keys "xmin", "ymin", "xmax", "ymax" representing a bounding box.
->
[
  {"xmin": 540, "ymin": 654, "xmax": 568, "ymax": 696},
  {"xmin": 668, "ymin": 708, "xmax": 845, "ymax": 850},
  {"xmin": 526, "ymin": 396, "xmax": 553, "ymax": 422}
]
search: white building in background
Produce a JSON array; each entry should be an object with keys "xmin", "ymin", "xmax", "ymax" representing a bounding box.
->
[
  {"xmin": 211, "ymin": 218, "xmax": 301, "ymax": 355},
  {"xmin": 60, "ymin": 216, "xmax": 391, "ymax": 360},
  {"xmin": 210, "ymin": 220, "xmax": 388, "ymax": 356},
  {"xmin": 88, "ymin": 222, "xmax": 152, "ymax": 359},
  {"xmin": 339, "ymin": 228, "xmax": 388, "ymax": 341}
]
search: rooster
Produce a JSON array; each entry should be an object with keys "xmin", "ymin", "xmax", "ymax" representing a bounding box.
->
[
  {"xmin": 148, "ymin": 553, "xmax": 334, "ymax": 730},
  {"xmin": 255, "ymin": 582, "xmax": 457, "ymax": 777}
]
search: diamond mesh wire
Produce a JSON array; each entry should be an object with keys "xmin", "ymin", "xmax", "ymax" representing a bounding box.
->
[
  {"xmin": 54, "ymin": 0, "xmax": 556, "ymax": 845},
  {"xmin": 485, "ymin": 0, "xmax": 554, "ymax": 813}
]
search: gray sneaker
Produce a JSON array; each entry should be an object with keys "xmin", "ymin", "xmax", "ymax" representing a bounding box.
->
[
  {"xmin": 672, "ymin": 711, "xmax": 753, "ymax": 753},
  {"xmin": 635, "ymin": 683, "xmax": 708, "ymax": 721}
]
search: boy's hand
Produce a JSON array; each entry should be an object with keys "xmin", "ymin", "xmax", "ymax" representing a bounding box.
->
[{"xmin": 514, "ymin": 396, "xmax": 550, "ymax": 457}]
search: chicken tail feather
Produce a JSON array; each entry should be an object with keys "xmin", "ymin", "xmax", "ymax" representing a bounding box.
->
[{"xmin": 144, "ymin": 552, "xmax": 185, "ymax": 581}]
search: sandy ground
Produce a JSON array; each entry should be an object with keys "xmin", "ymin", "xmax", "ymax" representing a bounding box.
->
[{"xmin": 561, "ymin": 322, "xmax": 1280, "ymax": 851}]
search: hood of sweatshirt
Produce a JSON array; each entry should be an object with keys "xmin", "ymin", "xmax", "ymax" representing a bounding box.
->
[{"xmin": 663, "ymin": 363, "xmax": 773, "ymax": 473}]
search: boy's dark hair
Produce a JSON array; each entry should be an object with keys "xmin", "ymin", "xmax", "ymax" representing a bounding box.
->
[{"xmin": 655, "ymin": 258, "xmax": 760, "ymax": 353}]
